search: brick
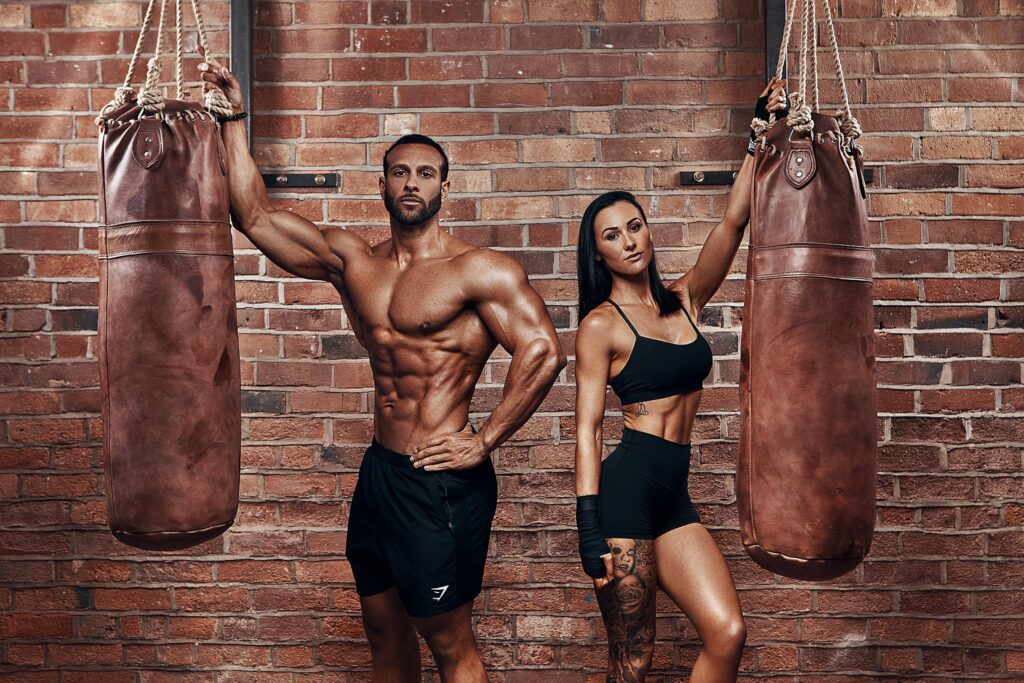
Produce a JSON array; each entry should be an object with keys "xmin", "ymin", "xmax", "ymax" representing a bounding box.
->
[
  {"xmin": 421, "ymin": 111, "xmax": 493, "ymax": 136},
  {"xmin": 305, "ymin": 113, "xmax": 378, "ymax": 138},
  {"xmin": 644, "ymin": 0, "xmax": 719, "ymax": 20},
  {"xmin": 398, "ymin": 83, "xmax": 471, "ymax": 107},
  {"xmin": 589, "ymin": 23, "xmax": 659, "ymax": 48},
  {"xmin": 47, "ymin": 30, "xmax": 119, "ymax": 55},
  {"xmin": 551, "ymin": 80, "xmax": 621, "ymax": 107},
  {"xmin": 275, "ymin": 27, "xmax": 350, "ymax": 53},
  {"xmin": 294, "ymin": 2, "xmax": 366, "ymax": 25},
  {"xmin": 921, "ymin": 134, "xmax": 992, "ymax": 160},
  {"xmin": 643, "ymin": 51, "xmax": 720, "ymax": 77},
  {"xmin": 866, "ymin": 78, "xmax": 943, "ymax": 103},
  {"xmin": 412, "ymin": 0, "xmax": 484, "ymax": 23},
  {"xmin": 410, "ymin": 55, "xmax": 481, "ymax": 80},
  {"xmin": 26, "ymin": 200, "xmax": 95, "ymax": 223},
  {"xmin": 509, "ymin": 25, "xmax": 584, "ymax": 50},
  {"xmin": 886, "ymin": 164, "xmax": 958, "ymax": 189},
  {"xmin": 966, "ymin": 164, "xmax": 1024, "ymax": 188},
  {"xmin": 882, "ymin": 0, "xmax": 958, "ymax": 15},
  {"xmin": 522, "ymin": 138, "xmax": 595, "ymax": 163},
  {"xmin": 487, "ymin": 54, "xmax": 560, "ymax": 79},
  {"xmin": 324, "ymin": 84, "xmax": 394, "ymax": 109},
  {"xmin": 69, "ymin": 3, "xmax": 139, "ymax": 27},
  {"xmin": 0, "ymin": 142, "xmax": 59, "ymax": 167},
  {"xmin": 498, "ymin": 111, "xmax": 570, "ymax": 136},
  {"xmin": 900, "ymin": 19, "xmax": 979, "ymax": 44},
  {"xmin": 432, "ymin": 26, "xmax": 503, "ymax": 52},
  {"xmin": 952, "ymin": 193, "xmax": 1024, "ymax": 216}
]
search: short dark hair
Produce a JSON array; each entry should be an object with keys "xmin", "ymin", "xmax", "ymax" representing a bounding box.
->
[
  {"xmin": 382, "ymin": 134, "xmax": 449, "ymax": 181},
  {"xmin": 576, "ymin": 190, "xmax": 682, "ymax": 321}
]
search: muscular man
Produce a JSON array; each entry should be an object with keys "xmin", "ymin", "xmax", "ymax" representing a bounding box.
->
[{"xmin": 200, "ymin": 56, "xmax": 566, "ymax": 682}]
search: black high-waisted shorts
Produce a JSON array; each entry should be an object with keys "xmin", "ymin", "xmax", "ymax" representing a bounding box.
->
[{"xmin": 598, "ymin": 428, "xmax": 701, "ymax": 539}]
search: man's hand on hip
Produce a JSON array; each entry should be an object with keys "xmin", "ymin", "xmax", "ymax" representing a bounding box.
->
[{"xmin": 411, "ymin": 427, "xmax": 489, "ymax": 471}]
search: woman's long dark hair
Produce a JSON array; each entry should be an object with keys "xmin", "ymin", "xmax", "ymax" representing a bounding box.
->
[{"xmin": 577, "ymin": 191, "xmax": 683, "ymax": 321}]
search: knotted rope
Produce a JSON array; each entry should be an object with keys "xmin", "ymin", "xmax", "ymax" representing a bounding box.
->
[
  {"xmin": 96, "ymin": 0, "xmax": 232, "ymax": 124},
  {"xmin": 752, "ymin": 0, "xmax": 799, "ymax": 146},
  {"xmin": 752, "ymin": 0, "xmax": 863, "ymax": 149},
  {"xmin": 136, "ymin": 0, "xmax": 169, "ymax": 113},
  {"xmin": 189, "ymin": 0, "xmax": 233, "ymax": 116}
]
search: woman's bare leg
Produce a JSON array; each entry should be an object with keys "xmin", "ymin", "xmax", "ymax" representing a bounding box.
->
[{"xmin": 654, "ymin": 524, "xmax": 746, "ymax": 682}]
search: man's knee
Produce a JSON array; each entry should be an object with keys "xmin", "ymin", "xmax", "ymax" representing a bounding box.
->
[
  {"xmin": 420, "ymin": 625, "xmax": 470, "ymax": 663},
  {"xmin": 417, "ymin": 611, "xmax": 478, "ymax": 668},
  {"xmin": 361, "ymin": 591, "xmax": 417, "ymax": 651}
]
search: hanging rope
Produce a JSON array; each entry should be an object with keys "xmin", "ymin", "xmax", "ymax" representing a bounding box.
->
[
  {"xmin": 786, "ymin": 0, "xmax": 814, "ymax": 134},
  {"xmin": 810, "ymin": 0, "xmax": 820, "ymax": 112},
  {"xmin": 175, "ymin": 0, "xmax": 185, "ymax": 100},
  {"xmin": 821, "ymin": 0, "xmax": 862, "ymax": 144},
  {"xmin": 96, "ymin": 0, "xmax": 159, "ymax": 123},
  {"xmin": 136, "ymin": 0, "xmax": 169, "ymax": 113},
  {"xmin": 752, "ymin": 0, "xmax": 801, "ymax": 146},
  {"xmin": 96, "ymin": 0, "xmax": 232, "ymax": 124},
  {"xmin": 189, "ymin": 0, "xmax": 234, "ymax": 116}
]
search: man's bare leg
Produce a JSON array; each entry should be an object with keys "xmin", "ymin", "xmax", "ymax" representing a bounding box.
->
[
  {"xmin": 414, "ymin": 600, "xmax": 486, "ymax": 683},
  {"xmin": 360, "ymin": 588, "xmax": 422, "ymax": 682}
]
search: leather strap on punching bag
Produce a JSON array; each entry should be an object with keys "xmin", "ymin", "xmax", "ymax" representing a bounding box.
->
[
  {"xmin": 96, "ymin": 0, "xmax": 240, "ymax": 551},
  {"xmin": 738, "ymin": 0, "xmax": 877, "ymax": 581}
]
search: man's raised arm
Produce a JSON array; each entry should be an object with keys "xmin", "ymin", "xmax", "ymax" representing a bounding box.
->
[{"xmin": 200, "ymin": 54, "xmax": 364, "ymax": 284}]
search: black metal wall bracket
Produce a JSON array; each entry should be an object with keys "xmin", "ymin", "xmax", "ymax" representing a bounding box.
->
[
  {"xmin": 261, "ymin": 173, "xmax": 341, "ymax": 189},
  {"xmin": 680, "ymin": 168, "xmax": 874, "ymax": 186}
]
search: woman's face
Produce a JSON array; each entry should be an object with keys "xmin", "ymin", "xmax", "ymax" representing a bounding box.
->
[{"xmin": 592, "ymin": 200, "xmax": 653, "ymax": 277}]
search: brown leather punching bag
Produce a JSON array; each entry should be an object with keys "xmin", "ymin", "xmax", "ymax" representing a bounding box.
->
[
  {"xmin": 737, "ymin": 0, "xmax": 877, "ymax": 581},
  {"xmin": 96, "ymin": 0, "xmax": 240, "ymax": 551}
]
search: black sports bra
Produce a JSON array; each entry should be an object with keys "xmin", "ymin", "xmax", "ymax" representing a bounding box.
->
[{"xmin": 607, "ymin": 300, "xmax": 713, "ymax": 405}]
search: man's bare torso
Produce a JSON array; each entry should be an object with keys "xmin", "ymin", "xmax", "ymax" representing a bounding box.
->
[{"xmin": 333, "ymin": 236, "xmax": 498, "ymax": 454}]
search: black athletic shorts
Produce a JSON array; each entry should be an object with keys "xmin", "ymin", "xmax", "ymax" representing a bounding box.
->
[
  {"xmin": 345, "ymin": 439, "xmax": 497, "ymax": 618},
  {"xmin": 598, "ymin": 428, "xmax": 701, "ymax": 539}
]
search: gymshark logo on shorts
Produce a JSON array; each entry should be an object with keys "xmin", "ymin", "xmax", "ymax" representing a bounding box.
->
[{"xmin": 430, "ymin": 585, "xmax": 449, "ymax": 602}]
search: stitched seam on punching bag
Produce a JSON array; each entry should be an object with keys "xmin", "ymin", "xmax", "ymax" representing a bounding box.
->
[
  {"xmin": 750, "ymin": 242, "xmax": 871, "ymax": 252},
  {"xmin": 115, "ymin": 521, "xmax": 230, "ymax": 538},
  {"xmin": 745, "ymin": 257, "xmax": 757, "ymax": 546},
  {"xmin": 751, "ymin": 273, "xmax": 873, "ymax": 282},
  {"xmin": 105, "ymin": 219, "xmax": 231, "ymax": 229},
  {"xmin": 101, "ymin": 249, "xmax": 235, "ymax": 260},
  {"xmin": 744, "ymin": 169, "xmax": 759, "ymax": 547},
  {"xmin": 100, "ymin": 137, "xmax": 120, "ymax": 532}
]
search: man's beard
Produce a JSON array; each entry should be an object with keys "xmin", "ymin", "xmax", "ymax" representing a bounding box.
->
[{"xmin": 383, "ymin": 190, "xmax": 442, "ymax": 226}]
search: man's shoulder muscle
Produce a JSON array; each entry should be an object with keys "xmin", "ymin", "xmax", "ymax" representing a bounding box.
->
[{"xmin": 455, "ymin": 247, "xmax": 528, "ymax": 302}]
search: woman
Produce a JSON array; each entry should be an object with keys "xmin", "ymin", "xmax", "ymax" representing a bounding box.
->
[{"xmin": 574, "ymin": 79, "xmax": 788, "ymax": 682}]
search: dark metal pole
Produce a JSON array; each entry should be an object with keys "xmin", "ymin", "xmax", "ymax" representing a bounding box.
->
[
  {"xmin": 765, "ymin": 0, "xmax": 788, "ymax": 81},
  {"xmin": 230, "ymin": 0, "xmax": 252, "ymax": 143}
]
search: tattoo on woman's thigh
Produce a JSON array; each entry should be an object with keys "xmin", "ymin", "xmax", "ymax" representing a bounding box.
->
[{"xmin": 597, "ymin": 539, "xmax": 656, "ymax": 682}]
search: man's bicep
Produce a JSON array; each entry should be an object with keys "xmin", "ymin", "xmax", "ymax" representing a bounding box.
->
[{"xmin": 246, "ymin": 210, "xmax": 356, "ymax": 282}]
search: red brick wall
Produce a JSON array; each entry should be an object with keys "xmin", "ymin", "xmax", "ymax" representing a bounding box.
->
[{"xmin": 2, "ymin": 0, "xmax": 1023, "ymax": 679}]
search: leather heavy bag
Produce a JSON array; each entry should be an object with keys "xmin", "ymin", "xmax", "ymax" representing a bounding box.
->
[
  {"xmin": 97, "ymin": 0, "xmax": 240, "ymax": 551},
  {"xmin": 99, "ymin": 99, "xmax": 240, "ymax": 551},
  {"xmin": 737, "ymin": 0, "xmax": 876, "ymax": 581}
]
